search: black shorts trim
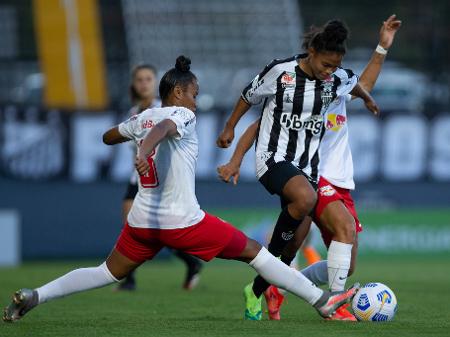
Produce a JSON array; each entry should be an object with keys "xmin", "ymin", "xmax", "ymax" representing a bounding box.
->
[
  {"xmin": 123, "ymin": 182, "xmax": 138, "ymax": 201},
  {"xmin": 259, "ymin": 161, "xmax": 315, "ymax": 196}
]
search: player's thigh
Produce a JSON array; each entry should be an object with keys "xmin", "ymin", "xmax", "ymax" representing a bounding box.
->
[
  {"xmin": 282, "ymin": 174, "xmax": 317, "ymax": 210},
  {"xmin": 106, "ymin": 248, "xmax": 142, "ymax": 280},
  {"xmin": 319, "ymin": 200, "xmax": 355, "ymax": 236}
]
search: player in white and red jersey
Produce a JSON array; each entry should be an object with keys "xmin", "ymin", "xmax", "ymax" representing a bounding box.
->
[
  {"xmin": 4, "ymin": 56, "xmax": 359, "ymax": 323},
  {"xmin": 118, "ymin": 64, "xmax": 202, "ymax": 291},
  {"xmin": 217, "ymin": 15, "xmax": 401, "ymax": 321}
]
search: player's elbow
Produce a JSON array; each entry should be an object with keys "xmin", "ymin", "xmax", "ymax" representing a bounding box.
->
[{"xmin": 102, "ymin": 131, "xmax": 114, "ymax": 145}]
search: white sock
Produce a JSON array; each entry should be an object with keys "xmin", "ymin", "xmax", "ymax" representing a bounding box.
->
[
  {"xmin": 36, "ymin": 262, "xmax": 119, "ymax": 304},
  {"xmin": 249, "ymin": 247, "xmax": 323, "ymax": 305},
  {"xmin": 300, "ymin": 260, "xmax": 328, "ymax": 286},
  {"xmin": 327, "ymin": 241, "xmax": 352, "ymax": 292}
]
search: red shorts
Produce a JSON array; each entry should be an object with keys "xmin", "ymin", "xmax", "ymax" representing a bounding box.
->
[
  {"xmin": 115, "ymin": 212, "xmax": 248, "ymax": 263},
  {"xmin": 313, "ymin": 177, "xmax": 362, "ymax": 247}
]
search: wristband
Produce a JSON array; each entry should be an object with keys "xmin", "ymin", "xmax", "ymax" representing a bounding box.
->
[{"xmin": 375, "ymin": 44, "xmax": 388, "ymax": 55}]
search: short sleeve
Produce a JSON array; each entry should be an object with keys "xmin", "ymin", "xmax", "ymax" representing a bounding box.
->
[
  {"xmin": 335, "ymin": 68, "xmax": 359, "ymax": 97},
  {"xmin": 166, "ymin": 108, "xmax": 196, "ymax": 140},
  {"xmin": 118, "ymin": 114, "xmax": 140, "ymax": 140},
  {"xmin": 241, "ymin": 60, "xmax": 281, "ymax": 105}
]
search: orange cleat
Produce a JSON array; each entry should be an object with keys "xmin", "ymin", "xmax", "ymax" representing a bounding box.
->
[
  {"xmin": 326, "ymin": 303, "xmax": 357, "ymax": 321},
  {"xmin": 264, "ymin": 286, "xmax": 285, "ymax": 320},
  {"xmin": 302, "ymin": 246, "xmax": 322, "ymax": 265}
]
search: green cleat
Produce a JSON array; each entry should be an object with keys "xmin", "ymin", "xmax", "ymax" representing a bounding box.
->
[{"xmin": 243, "ymin": 283, "xmax": 262, "ymax": 320}]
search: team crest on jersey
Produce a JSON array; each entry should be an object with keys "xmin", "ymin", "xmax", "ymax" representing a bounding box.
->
[
  {"xmin": 319, "ymin": 185, "xmax": 336, "ymax": 197},
  {"xmin": 281, "ymin": 72, "xmax": 296, "ymax": 87},
  {"xmin": 325, "ymin": 113, "xmax": 347, "ymax": 131},
  {"xmin": 320, "ymin": 77, "xmax": 335, "ymax": 113}
]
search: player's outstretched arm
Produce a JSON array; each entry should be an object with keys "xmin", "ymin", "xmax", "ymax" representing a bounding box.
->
[
  {"xmin": 217, "ymin": 118, "xmax": 259, "ymax": 185},
  {"xmin": 102, "ymin": 127, "xmax": 130, "ymax": 145},
  {"xmin": 216, "ymin": 98, "xmax": 251, "ymax": 148},
  {"xmin": 356, "ymin": 14, "xmax": 402, "ymax": 95},
  {"xmin": 135, "ymin": 119, "xmax": 178, "ymax": 175}
]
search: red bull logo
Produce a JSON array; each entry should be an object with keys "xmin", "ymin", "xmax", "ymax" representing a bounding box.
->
[{"xmin": 326, "ymin": 113, "xmax": 347, "ymax": 131}]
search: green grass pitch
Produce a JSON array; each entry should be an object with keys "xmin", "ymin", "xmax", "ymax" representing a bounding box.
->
[{"xmin": 1, "ymin": 255, "xmax": 449, "ymax": 337}]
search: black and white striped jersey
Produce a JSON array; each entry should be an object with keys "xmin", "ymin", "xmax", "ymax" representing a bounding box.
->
[{"xmin": 241, "ymin": 54, "xmax": 358, "ymax": 183}]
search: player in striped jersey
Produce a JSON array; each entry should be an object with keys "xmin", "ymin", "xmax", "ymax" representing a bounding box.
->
[
  {"xmin": 117, "ymin": 64, "xmax": 202, "ymax": 291},
  {"xmin": 217, "ymin": 19, "xmax": 379, "ymax": 320},
  {"xmin": 217, "ymin": 15, "xmax": 401, "ymax": 320}
]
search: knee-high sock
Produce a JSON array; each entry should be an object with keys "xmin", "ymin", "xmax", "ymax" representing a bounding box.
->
[
  {"xmin": 327, "ymin": 241, "xmax": 352, "ymax": 292},
  {"xmin": 249, "ymin": 247, "xmax": 324, "ymax": 305},
  {"xmin": 36, "ymin": 262, "xmax": 119, "ymax": 304}
]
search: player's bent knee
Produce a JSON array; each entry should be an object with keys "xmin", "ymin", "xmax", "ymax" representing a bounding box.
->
[
  {"xmin": 236, "ymin": 238, "xmax": 262, "ymax": 263},
  {"xmin": 290, "ymin": 191, "xmax": 317, "ymax": 214},
  {"xmin": 333, "ymin": 217, "xmax": 356, "ymax": 243}
]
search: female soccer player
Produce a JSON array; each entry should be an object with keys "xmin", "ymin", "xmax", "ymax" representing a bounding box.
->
[
  {"xmin": 118, "ymin": 64, "xmax": 202, "ymax": 291},
  {"xmin": 3, "ymin": 56, "xmax": 358, "ymax": 323},
  {"xmin": 216, "ymin": 19, "xmax": 378, "ymax": 320},
  {"xmin": 217, "ymin": 15, "xmax": 401, "ymax": 320}
]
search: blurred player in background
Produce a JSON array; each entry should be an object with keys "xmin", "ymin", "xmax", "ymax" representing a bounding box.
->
[
  {"xmin": 117, "ymin": 64, "xmax": 202, "ymax": 291},
  {"xmin": 3, "ymin": 56, "xmax": 359, "ymax": 323},
  {"xmin": 217, "ymin": 15, "xmax": 401, "ymax": 320}
]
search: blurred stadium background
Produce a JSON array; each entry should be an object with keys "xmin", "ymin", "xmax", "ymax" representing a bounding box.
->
[{"xmin": 0, "ymin": 0, "xmax": 449, "ymax": 265}]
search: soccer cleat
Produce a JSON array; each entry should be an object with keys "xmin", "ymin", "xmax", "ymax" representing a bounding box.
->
[
  {"xmin": 314, "ymin": 283, "xmax": 360, "ymax": 319},
  {"xmin": 183, "ymin": 261, "xmax": 203, "ymax": 291},
  {"xmin": 264, "ymin": 286, "xmax": 285, "ymax": 320},
  {"xmin": 3, "ymin": 289, "xmax": 39, "ymax": 322},
  {"xmin": 302, "ymin": 246, "xmax": 322, "ymax": 265},
  {"xmin": 243, "ymin": 283, "xmax": 262, "ymax": 320},
  {"xmin": 326, "ymin": 303, "xmax": 357, "ymax": 321}
]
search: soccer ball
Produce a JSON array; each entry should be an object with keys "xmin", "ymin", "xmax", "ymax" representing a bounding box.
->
[{"xmin": 352, "ymin": 283, "xmax": 398, "ymax": 322}]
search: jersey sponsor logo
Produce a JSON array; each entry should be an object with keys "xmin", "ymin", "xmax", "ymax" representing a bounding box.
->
[
  {"xmin": 142, "ymin": 119, "xmax": 155, "ymax": 129},
  {"xmin": 281, "ymin": 113, "xmax": 323, "ymax": 135},
  {"xmin": 319, "ymin": 184, "xmax": 336, "ymax": 196},
  {"xmin": 281, "ymin": 72, "xmax": 296, "ymax": 88},
  {"xmin": 325, "ymin": 113, "xmax": 347, "ymax": 131}
]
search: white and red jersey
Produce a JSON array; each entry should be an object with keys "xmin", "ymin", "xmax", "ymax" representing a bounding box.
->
[
  {"xmin": 118, "ymin": 106, "xmax": 205, "ymax": 229},
  {"xmin": 319, "ymin": 94, "xmax": 354, "ymax": 189}
]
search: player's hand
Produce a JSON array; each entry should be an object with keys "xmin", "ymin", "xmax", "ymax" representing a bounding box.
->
[
  {"xmin": 364, "ymin": 97, "xmax": 380, "ymax": 116},
  {"xmin": 217, "ymin": 162, "xmax": 240, "ymax": 185},
  {"xmin": 379, "ymin": 14, "xmax": 402, "ymax": 50},
  {"xmin": 135, "ymin": 155, "xmax": 150, "ymax": 175},
  {"xmin": 216, "ymin": 125, "xmax": 234, "ymax": 148}
]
